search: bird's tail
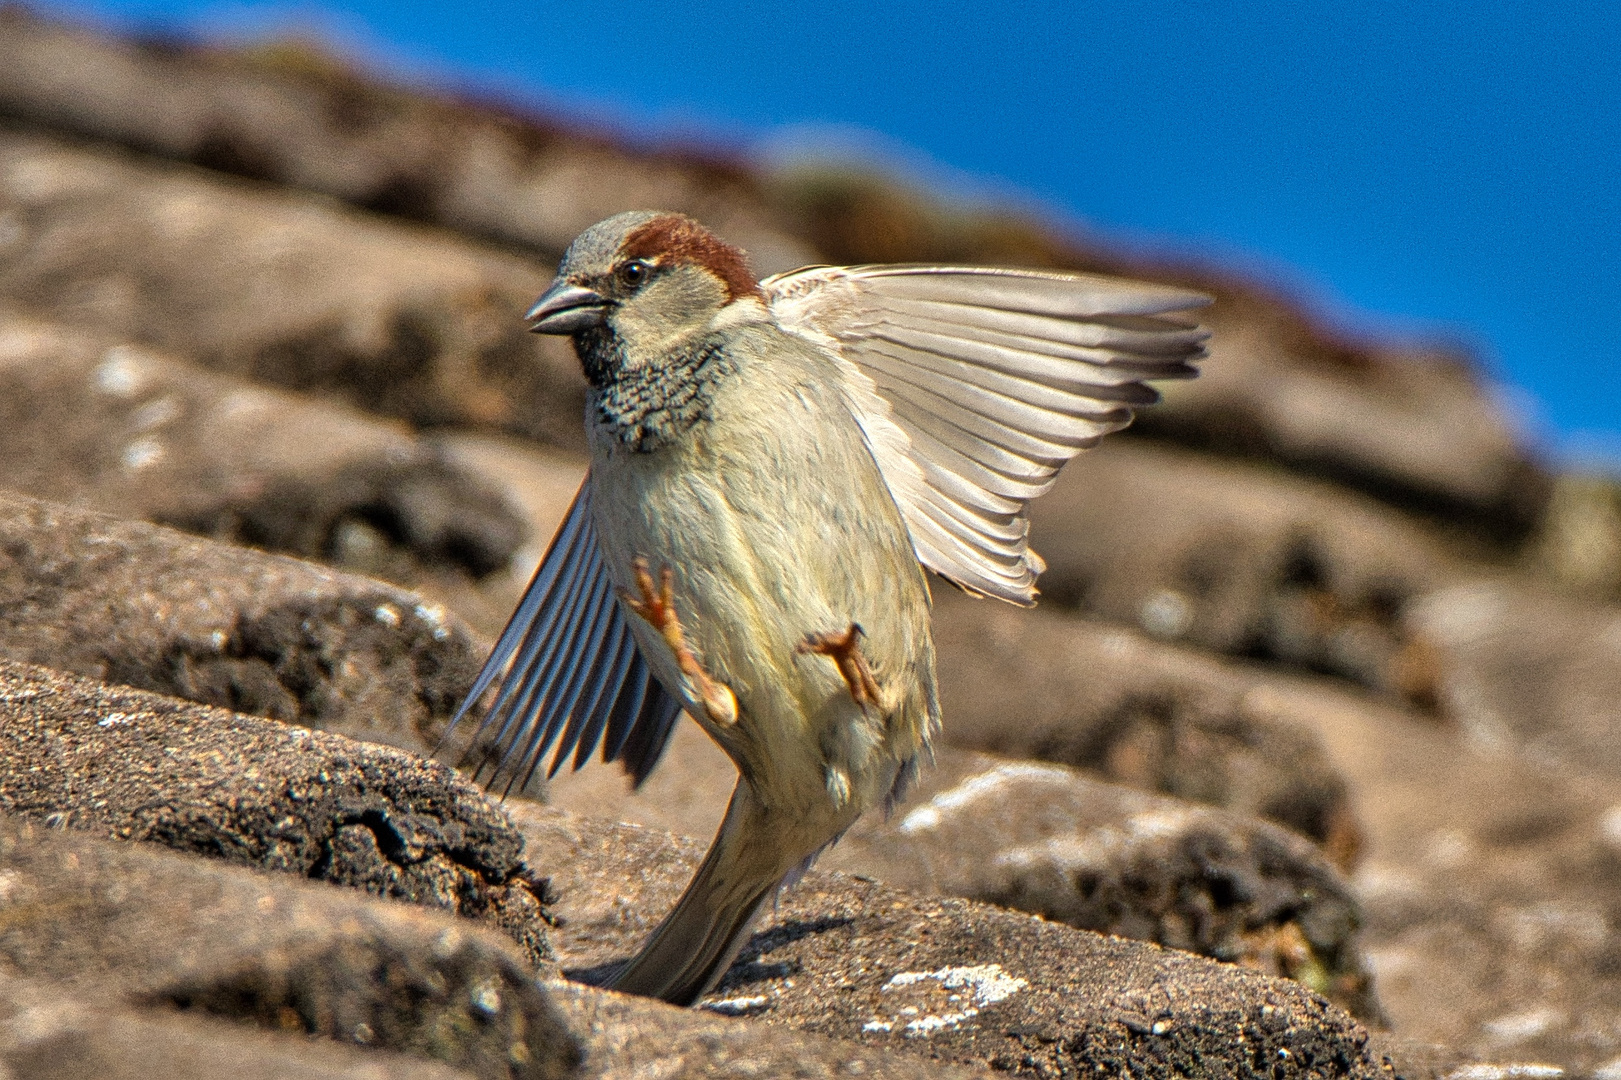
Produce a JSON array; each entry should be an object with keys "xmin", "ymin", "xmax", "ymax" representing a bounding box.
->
[{"xmin": 607, "ymin": 779, "xmax": 801, "ymax": 1006}]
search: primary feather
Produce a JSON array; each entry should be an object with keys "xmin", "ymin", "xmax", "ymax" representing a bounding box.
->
[{"xmin": 763, "ymin": 264, "xmax": 1209, "ymax": 604}]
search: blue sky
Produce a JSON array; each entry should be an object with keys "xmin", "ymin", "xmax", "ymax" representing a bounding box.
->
[{"xmin": 50, "ymin": 0, "xmax": 1621, "ymax": 466}]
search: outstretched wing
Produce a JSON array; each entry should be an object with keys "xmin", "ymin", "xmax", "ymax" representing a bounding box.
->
[
  {"xmin": 443, "ymin": 478, "xmax": 684, "ymax": 796},
  {"xmin": 763, "ymin": 264, "xmax": 1209, "ymax": 605}
]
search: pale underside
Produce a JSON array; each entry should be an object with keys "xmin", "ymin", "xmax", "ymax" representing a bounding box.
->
[{"xmin": 448, "ymin": 264, "xmax": 1208, "ymax": 792}]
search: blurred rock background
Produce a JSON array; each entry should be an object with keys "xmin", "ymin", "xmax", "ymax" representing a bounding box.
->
[{"xmin": 1, "ymin": 8, "xmax": 1619, "ymax": 1078}]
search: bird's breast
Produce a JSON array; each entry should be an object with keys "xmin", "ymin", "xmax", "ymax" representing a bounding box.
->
[{"xmin": 588, "ymin": 348, "xmax": 936, "ymax": 812}]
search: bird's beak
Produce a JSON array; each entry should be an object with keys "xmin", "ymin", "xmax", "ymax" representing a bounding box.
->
[{"xmin": 525, "ymin": 279, "xmax": 609, "ymax": 334}]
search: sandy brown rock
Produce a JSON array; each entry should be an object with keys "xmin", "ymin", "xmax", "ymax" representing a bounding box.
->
[
  {"xmin": 0, "ymin": 309, "xmax": 527, "ymax": 589},
  {"xmin": 1135, "ymin": 318, "xmax": 1546, "ymax": 544},
  {"xmin": 1026, "ymin": 438, "xmax": 1459, "ymax": 703},
  {"xmin": 931, "ymin": 591, "xmax": 1365, "ymax": 866},
  {"xmin": 0, "ymin": 798, "xmax": 983, "ymax": 1080},
  {"xmin": 430, "ymin": 433, "xmax": 589, "ymax": 639},
  {"xmin": 0, "ymin": 491, "xmax": 485, "ymax": 751},
  {"xmin": 1407, "ymin": 578, "xmax": 1621, "ymax": 779},
  {"xmin": 0, "ymin": 126, "xmax": 587, "ymax": 446},
  {"xmin": 0, "ymin": 10, "xmax": 812, "ymax": 272},
  {"xmin": 549, "ymin": 982, "xmax": 992, "ymax": 1080},
  {"xmin": 0, "ymin": 659, "xmax": 551, "ymax": 966},
  {"xmin": 0, "ymin": 814, "xmax": 579, "ymax": 1079},
  {"xmin": 825, "ymin": 747, "xmax": 1379, "ymax": 1021},
  {"xmin": 545, "ymin": 728, "xmax": 1377, "ymax": 1018},
  {"xmin": 513, "ymin": 803, "xmax": 1392, "ymax": 1080},
  {"xmin": 1526, "ymin": 471, "xmax": 1621, "ymax": 601},
  {"xmin": 0, "ymin": 972, "xmax": 477, "ymax": 1080},
  {"xmin": 1252, "ymin": 675, "xmax": 1621, "ymax": 1077}
]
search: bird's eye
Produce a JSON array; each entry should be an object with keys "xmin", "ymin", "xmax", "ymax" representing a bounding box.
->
[{"xmin": 617, "ymin": 260, "xmax": 650, "ymax": 288}]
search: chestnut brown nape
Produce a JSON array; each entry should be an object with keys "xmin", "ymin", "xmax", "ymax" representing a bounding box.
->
[{"xmin": 621, "ymin": 215, "xmax": 763, "ymax": 302}]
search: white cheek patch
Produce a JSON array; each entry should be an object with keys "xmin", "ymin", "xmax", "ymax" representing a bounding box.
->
[{"xmin": 613, "ymin": 265, "xmax": 731, "ymax": 357}]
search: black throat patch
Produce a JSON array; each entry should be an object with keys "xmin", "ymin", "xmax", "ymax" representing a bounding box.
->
[{"xmin": 575, "ymin": 327, "xmax": 738, "ymax": 453}]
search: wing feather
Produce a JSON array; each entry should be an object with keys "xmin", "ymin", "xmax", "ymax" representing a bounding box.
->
[
  {"xmin": 870, "ymin": 295, "xmax": 1208, "ymax": 358},
  {"xmin": 764, "ymin": 263, "xmax": 1208, "ymax": 605},
  {"xmin": 442, "ymin": 479, "xmax": 686, "ymax": 794}
]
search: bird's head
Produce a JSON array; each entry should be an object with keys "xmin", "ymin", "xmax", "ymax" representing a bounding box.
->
[{"xmin": 526, "ymin": 211, "xmax": 764, "ymax": 388}]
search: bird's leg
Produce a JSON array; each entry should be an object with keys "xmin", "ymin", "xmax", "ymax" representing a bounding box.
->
[
  {"xmin": 798, "ymin": 623, "xmax": 884, "ymax": 712},
  {"xmin": 620, "ymin": 557, "xmax": 738, "ymax": 727}
]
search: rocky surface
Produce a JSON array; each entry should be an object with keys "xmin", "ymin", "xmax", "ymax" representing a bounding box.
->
[
  {"xmin": 1527, "ymin": 471, "xmax": 1621, "ymax": 602},
  {"xmin": 0, "ymin": 308, "xmax": 527, "ymax": 586},
  {"xmin": 0, "ymin": 126, "xmax": 587, "ymax": 447},
  {"xmin": 1405, "ymin": 578, "xmax": 1621, "ymax": 779},
  {"xmin": 930, "ymin": 589, "xmax": 1366, "ymax": 866},
  {"xmin": 1256, "ymin": 675, "xmax": 1621, "ymax": 1078},
  {"xmin": 0, "ymin": 808, "xmax": 993, "ymax": 1080},
  {"xmin": 0, "ymin": 813, "xmax": 580, "ymax": 1079},
  {"xmin": 1134, "ymin": 315, "xmax": 1547, "ymax": 544},
  {"xmin": 0, "ymin": 658, "xmax": 552, "ymax": 964},
  {"xmin": 547, "ymin": 727, "xmax": 1377, "ymax": 1019},
  {"xmin": 0, "ymin": 490, "xmax": 483, "ymax": 751},
  {"xmin": 0, "ymin": 974, "xmax": 479, "ymax": 1080},
  {"xmin": 0, "ymin": 9, "xmax": 1612, "ymax": 1078},
  {"xmin": 1026, "ymin": 438, "xmax": 1460, "ymax": 703},
  {"xmin": 0, "ymin": 10, "xmax": 812, "ymax": 271},
  {"xmin": 549, "ymin": 982, "xmax": 993, "ymax": 1080},
  {"xmin": 828, "ymin": 748, "xmax": 1379, "ymax": 1021},
  {"xmin": 515, "ymin": 803, "xmax": 1394, "ymax": 1079}
]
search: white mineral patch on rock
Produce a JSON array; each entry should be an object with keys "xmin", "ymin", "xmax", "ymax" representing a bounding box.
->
[
  {"xmin": 703, "ymin": 995, "xmax": 771, "ymax": 1017},
  {"xmin": 864, "ymin": 963, "xmax": 1029, "ymax": 1037}
]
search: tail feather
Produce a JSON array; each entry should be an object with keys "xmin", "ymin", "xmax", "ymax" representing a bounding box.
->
[{"xmin": 608, "ymin": 780, "xmax": 799, "ymax": 1006}]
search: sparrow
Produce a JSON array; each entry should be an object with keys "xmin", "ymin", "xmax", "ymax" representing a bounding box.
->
[{"xmin": 447, "ymin": 211, "xmax": 1207, "ymax": 1005}]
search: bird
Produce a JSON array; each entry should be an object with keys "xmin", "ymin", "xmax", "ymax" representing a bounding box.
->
[{"xmin": 445, "ymin": 210, "xmax": 1208, "ymax": 1005}]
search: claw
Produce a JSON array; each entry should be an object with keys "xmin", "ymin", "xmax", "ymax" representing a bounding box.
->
[
  {"xmin": 620, "ymin": 557, "xmax": 738, "ymax": 727},
  {"xmin": 798, "ymin": 622, "xmax": 884, "ymax": 712}
]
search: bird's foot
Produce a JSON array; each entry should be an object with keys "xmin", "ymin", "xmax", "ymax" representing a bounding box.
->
[
  {"xmin": 621, "ymin": 557, "xmax": 738, "ymax": 727},
  {"xmin": 798, "ymin": 622, "xmax": 884, "ymax": 712}
]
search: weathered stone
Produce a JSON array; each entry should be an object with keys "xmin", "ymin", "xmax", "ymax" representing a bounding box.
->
[
  {"xmin": 0, "ymin": 126, "xmax": 586, "ymax": 447},
  {"xmin": 1134, "ymin": 314, "xmax": 1547, "ymax": 544},
  {"xmin": 0, "ymin": 491, "xmax": 484, "ymax": 751},
  {"xmin": 1526, "ymin": 471, "xmax": 1621, "ymax": 602},
  {"xmin": 431, "ymin": 433, "xmax": 590, "ymax": 639},
  {"xmin": 1252, "ymin": 674, "xmax": 1621, "ymax": 1077},
  {"xmin": 1025, "ymin": 438, "xmax": 1459, "ymax": 704},
  {"xmin": 0, "ymin": 10, "xmax": 812, "ymax": 271},
  {"xmin": 549, "ymin": 982, "xmax": 992, "ymax": 1080},
  {"xmin": 0, "ymin": 972, "xmax": 476, "ymax": 1079},
  {"xmin": 825, "ymin": 747, "xmax": 1380, "ymax": 1020},
  {"xmin": 0, "ymin": 308, "xmax": 527, "ymax": 586},
  {"xmin": 931, "ymin": 590, "xmax": 1366, "ymax": 867},
  {"xmin": 544, "ymin": 726, "xmax": 1377, "ymax": 1018},
  {"xmin": 1406, "ymin": 578, "xmax": 1621, "ymax": 779},
  {"xmin": 0, "ymin": 814, "xmax": 579, "ymax": 1079},
  {"xmin": 0, "ymin": 659, "xmax": 550, "ymax": 966},
  {"xmin": 513, "ymin": 803, "xmax": 1392, "ymax": 1079}
]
